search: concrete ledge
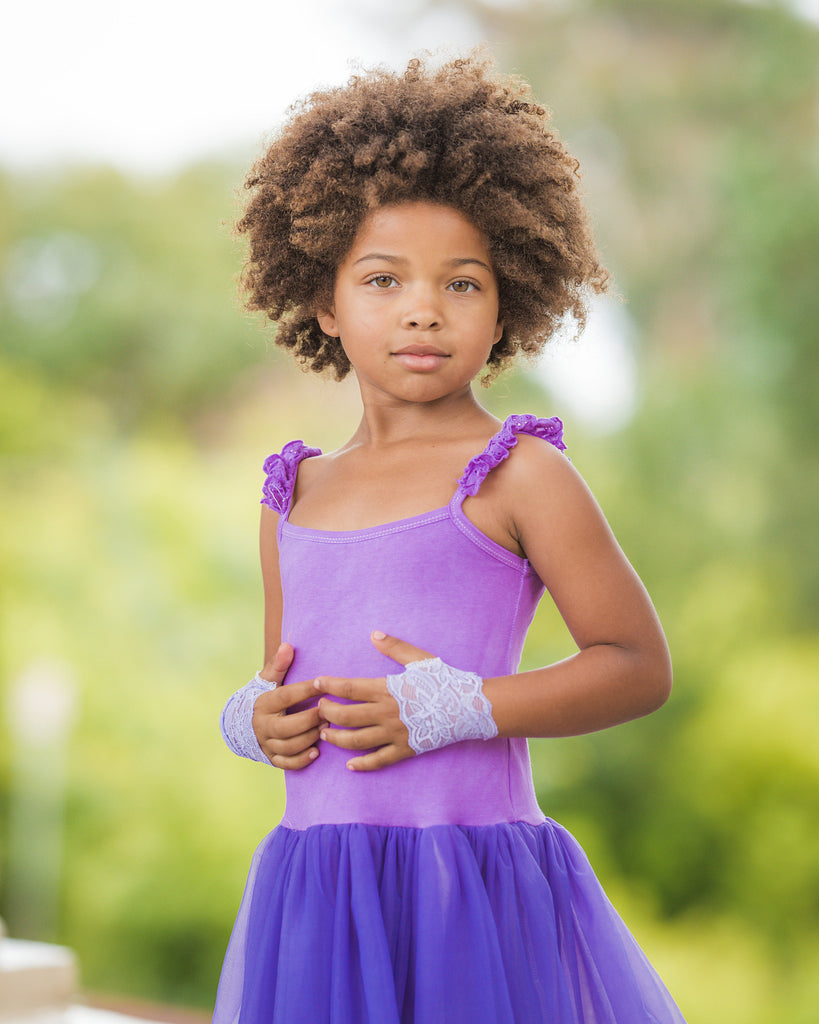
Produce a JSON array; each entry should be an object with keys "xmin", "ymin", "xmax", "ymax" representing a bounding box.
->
[
  {"xmin": 0, "ymin": 939, "xmax": 77, "ymax": 1021},
  {"xmin": 0, "ymin": 936, "xmax": 193, "ymax": 1023}
]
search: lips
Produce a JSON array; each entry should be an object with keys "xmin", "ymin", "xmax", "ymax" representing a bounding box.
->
[
  {"xmin": 392, "ymin": 344, "xmax": 449, "ymax": 371},
  {"xmin": 393, "ymin": 344, "xmax": 447, "ymax": 356}
]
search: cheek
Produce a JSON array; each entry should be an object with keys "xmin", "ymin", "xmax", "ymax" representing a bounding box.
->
[{"xmin": 340, "ymin": 306, "xmax": 385, "ymax": 342}]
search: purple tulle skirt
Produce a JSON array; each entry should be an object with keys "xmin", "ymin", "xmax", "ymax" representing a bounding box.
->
[{"xmin": 214, "ymin": 818, "xmax": 685, "ymax": 1023}]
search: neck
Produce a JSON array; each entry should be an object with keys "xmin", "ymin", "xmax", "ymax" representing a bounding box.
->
[{"xmin": 349, "ymin": 386, "xmax": 494, "ymax": 447}]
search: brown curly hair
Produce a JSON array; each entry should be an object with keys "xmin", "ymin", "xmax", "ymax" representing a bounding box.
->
[{"xmin": 236, "ymin": 51, "xmax": 609, "ymax": 380}]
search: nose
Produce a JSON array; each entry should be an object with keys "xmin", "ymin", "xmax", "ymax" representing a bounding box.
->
[{"xmin": 401, "ymin": 285, "xmax": 442, "ymax": 330}]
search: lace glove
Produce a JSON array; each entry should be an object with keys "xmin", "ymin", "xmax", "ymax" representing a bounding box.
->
[
  {"xmin": 385, "ymin": 657, "xmax": 498, "ymax": 754},
  {"xmin": 220, "ymin": 672, "xmax": 277, "ymax": 764}
]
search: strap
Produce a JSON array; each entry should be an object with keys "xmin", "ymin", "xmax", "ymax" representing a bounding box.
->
[
  {"xmin": 260, "ymin": 439, "xmax": 322, "ymax": 515},
  {"xmin": 457, "ymin": 414, "xmax": 565, "ymax": 497}
]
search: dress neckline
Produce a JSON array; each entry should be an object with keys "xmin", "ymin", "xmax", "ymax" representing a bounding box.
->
[
  {"xmin": 266, "ymin": 413, "xmax": 565, "ymax": 537},
  {"xmin": 281, "ymin": 502, "xmax": 453, "ymax": 540}
]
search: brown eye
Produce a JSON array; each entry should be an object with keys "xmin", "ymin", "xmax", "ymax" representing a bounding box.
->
[
  {"xmin": 371, "ymin": 275, "xmax": 395, "ymax": 288},
  {"xmin": 450, "ymin": 280, "xmax": 476, "ymax": 293}
]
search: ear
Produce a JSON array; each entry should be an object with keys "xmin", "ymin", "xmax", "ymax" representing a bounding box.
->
[
  {"xmin": 317, "ymin": 308, "xmax": 340, "ymax": 338},
  {"xmin": 492, "ymin": 319, "xmax": 504, "ymax": 347}
]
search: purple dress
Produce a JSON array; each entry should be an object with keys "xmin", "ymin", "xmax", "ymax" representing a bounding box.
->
[{"xmin": 214, "ymin": 414, "xmax": 686, "ymax": 1024}]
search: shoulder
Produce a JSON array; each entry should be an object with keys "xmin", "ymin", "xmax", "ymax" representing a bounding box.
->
[
  {"xmin": 483, "ymin": 413, "xmax": 571, "ymax": 494},
  {"xmin": 493, "ymin": 428, "xmax": 580, "ymax": 510},
  {"xmin": 459, "ymin": 414, "xmax": 579, "ymax": 557},
  {"xmin": 459, "ymin": 414, "xmax": 565, "ymax": 497},
  {"xmin": 502, "ymin": 433, "xmax": 619, "ymax": 588},
  {"xmin": 479, "ymin": 420, "xmax": 607, "ymax": 557}
]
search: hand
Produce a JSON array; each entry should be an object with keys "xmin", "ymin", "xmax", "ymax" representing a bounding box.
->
[
  {"xmin": 253, "ymin": 643, "xmax": 325, "ymax": 770},
  {"xmin": 314, "ymin": 631, "xmax": 433, "ymax": 772}
]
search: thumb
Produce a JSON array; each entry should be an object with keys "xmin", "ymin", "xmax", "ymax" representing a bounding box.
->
[
  {"xmin": 260, "ymin": 642, "xmax": 295, "ymax": 685},
  {"xmin": 370, "ymin": 631, "xmax": 434, "ymax": 668}
]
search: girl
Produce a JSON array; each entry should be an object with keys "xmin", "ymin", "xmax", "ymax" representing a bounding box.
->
[{"xmin": 215, "ymin": 53, "xmax": 685, "ymax": 1023}]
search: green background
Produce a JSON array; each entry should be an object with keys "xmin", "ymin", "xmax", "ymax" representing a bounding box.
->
[{"xmin": 1, "ymin": 2, "xmax": 817, "ymax": 1020}]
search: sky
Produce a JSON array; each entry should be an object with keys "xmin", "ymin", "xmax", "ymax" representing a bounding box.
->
[
  {"xmin": 4, "ymin": 0, "xmax": 816, "ymax": 175},
  {"xmin": 1, "ymin": 0, "xmax": 483, "ymax": 174}
]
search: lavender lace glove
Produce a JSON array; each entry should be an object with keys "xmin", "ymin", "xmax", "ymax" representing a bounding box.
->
[
  {"xmin": 220, "ymin": 673, "xmax": 277, "ymax": 764},
  {"xmin": 385, "ymin": 657, "xmax": 498, "ymax": 754}
]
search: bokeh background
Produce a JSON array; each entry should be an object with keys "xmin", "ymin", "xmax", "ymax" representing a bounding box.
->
[{"xmin": 2, "ymin": 1, "xmax": 818, "ymax": 1020}]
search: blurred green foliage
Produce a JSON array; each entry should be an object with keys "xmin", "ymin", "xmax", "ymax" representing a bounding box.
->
[{"xmin": 1, "ymin": 1, "xmax": 817, "ymax": 1020}]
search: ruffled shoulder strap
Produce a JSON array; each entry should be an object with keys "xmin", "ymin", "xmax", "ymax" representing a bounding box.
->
[
  {"xmin": 457, "ymin": 414, "xmax": 566, "ymax": 498},
  {"xmin": 260, "ymin": 439, "xmax": 322, "ymax": 515}
]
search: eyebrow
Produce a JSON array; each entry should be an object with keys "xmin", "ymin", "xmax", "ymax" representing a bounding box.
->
[{"xmin": 353, "ymin": 253, "xmax": 493, "ymax": 273}]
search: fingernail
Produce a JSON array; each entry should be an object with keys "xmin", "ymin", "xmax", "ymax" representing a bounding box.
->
[
  {"xmin": 314, "ymin": 678, "xmax": 321, "ymax": 688},
  {"xmin": 309, "ymin": 749, "xmax": 319, "ymax": 760},
  {"xmin": 320, "ymin": 730, "xmax": 328, "ymax": 742},
  {"xmin": 372, "ymin": 630, "xmax": 387, "ymax": 640}
]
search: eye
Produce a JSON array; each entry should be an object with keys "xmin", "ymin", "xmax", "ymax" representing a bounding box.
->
[
  {"xmin": 367, "ymin": 274, "xmax": 397, "ymax": 288},
  {"xmin": 449, "ymin": 279, "xmax": 477, "ymax": 293}
]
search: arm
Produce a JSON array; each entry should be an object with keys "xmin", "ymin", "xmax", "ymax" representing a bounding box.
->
[
  {"xmin": 481, "ymin": 435, "xmax": 672, "ymax": 737},
  {"xmin": 259, "ymin": 505, "xmax": 285, "ymax": 671},
  {"xmin": 220, "ymin": 507, "xmax": 324, "ymax": 770}
]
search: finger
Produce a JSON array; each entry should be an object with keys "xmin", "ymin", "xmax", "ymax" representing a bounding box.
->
[
  {"xmin": 318, "ymin": 698, "xmax": 383, "ymax": 729},
  {"xmin": 345, "ymin": 744, "xmax": 415, "ymax": 772},
  {"xmin": 259, "ymin": 642, "xmax": 296, "ymax": 685},
  {"xmin": 369, "ymin": 631, "xmax": 434, "ymax": 667},
  {"xmin": 271, "ymin": 678, "xmax": 325, "ymax": 710},
  {"xmin": 262, "ymin": 706, "xmax": 322, "ymax": 740},
  {"xmin": 314, "ymin": 675, "xmax": 384, "ymax": 702},
  {"xmin": 268, "ymin": 746, "xmax": 320, "ymax": 771},
  {"xmin": 254, "ymin": 682, "xmax": 316, "ymax": 717},
  {"xmin": 320, "ymin": 725, "xmax": 386, "ymax": 751},
  {"xmin": 265, "ymin": 725, "xmax": 323, "ymax": 757}
]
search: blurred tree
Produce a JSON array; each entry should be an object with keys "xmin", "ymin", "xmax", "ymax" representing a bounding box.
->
[{"xmin": 0, "ymin": 162, "xmax": 272, "ymax": 428}]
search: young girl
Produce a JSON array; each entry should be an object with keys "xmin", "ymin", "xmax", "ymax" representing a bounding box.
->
[{"xmin": 215, "ymin": 53, "xmax": 685, "ymax": 1023}]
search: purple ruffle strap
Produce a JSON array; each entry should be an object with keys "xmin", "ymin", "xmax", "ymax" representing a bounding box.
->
[
  {"xmin": 458, "ymin": 414, "xmax": 566, "ymax": 498},
  {"xmin": 260, "ymin": 440, "xmax": 322, "ymax": 514}
]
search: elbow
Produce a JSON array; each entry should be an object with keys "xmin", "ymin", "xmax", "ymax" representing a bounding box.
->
[
  {"xmin": 642, "ymin": 648, "xmax": 673, "ymax": 715},
  {"xmin": 617, "ymin": 639, "xmax": 672, "ymax": 719}
]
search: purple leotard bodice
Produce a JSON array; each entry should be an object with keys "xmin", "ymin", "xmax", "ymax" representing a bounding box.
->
[{"xmin": 261, "ymin": 414, "xmax": 566, "ymax": 830}]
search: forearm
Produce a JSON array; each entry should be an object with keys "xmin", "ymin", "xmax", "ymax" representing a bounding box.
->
[{"xmin": 484, "ymin": 641, "xmax": 672, "ymax": 738}]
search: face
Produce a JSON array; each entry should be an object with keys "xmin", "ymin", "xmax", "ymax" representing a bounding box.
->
[{"xmin": 317, "ymin": 201, "xmax": 503, "ymax": 406}]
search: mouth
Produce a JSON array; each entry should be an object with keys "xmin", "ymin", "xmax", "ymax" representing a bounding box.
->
[
  {"xmin": 393, "ymin": 344, "xmax": 448, "ymax": 357},
  {"xmin": 391, "ymin": 345, "xmax": 450, "ymax": 371}
]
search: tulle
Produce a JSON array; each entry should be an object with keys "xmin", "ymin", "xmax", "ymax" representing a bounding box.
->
[{"xmin": 214, "ymin": 819, "xmax": 685, "ymax": 1024}]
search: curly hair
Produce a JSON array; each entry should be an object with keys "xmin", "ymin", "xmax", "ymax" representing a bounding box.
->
[{"xmin": 236, "ymin": 51, "xmax": 609, "ymax": 381}]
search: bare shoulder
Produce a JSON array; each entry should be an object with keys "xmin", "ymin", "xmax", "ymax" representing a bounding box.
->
[
  {"xmin": 294, "ymin": 449, "xmax": 333, "ymax": 482},
  {"xmin": 491, "ymin": 432, "xmax": 591, "ymax": 516},
  {"xmin": 487, "ymin": 432, "xmax": 615, "ymax": 566},
  {"xmin": 506, "ymin": 431, "xmax": 574, "ymax": 480},
  {"xmin": 288, "ymin": 448, "xmax": 333, "ymax": 505}
]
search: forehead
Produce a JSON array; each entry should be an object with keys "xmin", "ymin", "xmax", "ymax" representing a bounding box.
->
[{"xmin": 347, "ymin": 201, "xmax": 493, "ymax": 261}]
